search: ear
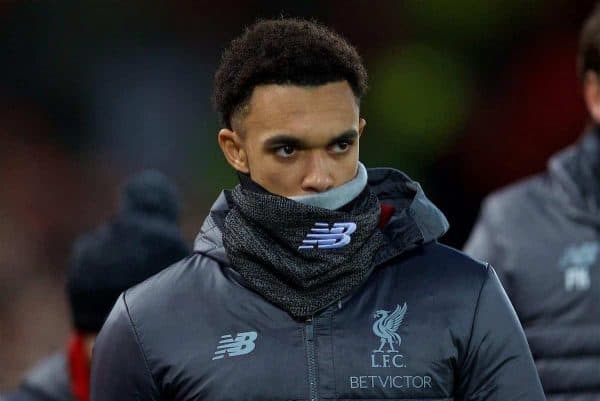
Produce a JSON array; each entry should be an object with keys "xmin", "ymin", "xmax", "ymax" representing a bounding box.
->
[
  {"xmin": 217, "ymin": 128, "xmax": 249, "ymax": 174},
  {"xmin": 584, "ymin": 71, "xmax": 600, "ymax": 123},
  {"xmin": 359, "ymin": 118, "xmax": 367, "ymax": 136}
]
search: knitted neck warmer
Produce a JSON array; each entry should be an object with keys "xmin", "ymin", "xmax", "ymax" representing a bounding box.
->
[{"xmin": 222, "ymin": 185, "xmax": 386, "ymax": 319}]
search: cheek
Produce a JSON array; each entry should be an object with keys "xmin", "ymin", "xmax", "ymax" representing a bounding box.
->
[
  {"xmin": 250, "ymin": 157, "xmax": 303, "ymax": 193},
  {"xmin": 333, "ymin": 150, "xmax": 360, "ymax": 185}
]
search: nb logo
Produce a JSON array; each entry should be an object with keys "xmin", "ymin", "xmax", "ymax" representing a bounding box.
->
[
  {"xmin": 299, "ymin": 222, "xmax": 357, "ymax": 249},
  {"xmin": 212, "ymin": 331, "xmax": 258, "ymax": 360}
]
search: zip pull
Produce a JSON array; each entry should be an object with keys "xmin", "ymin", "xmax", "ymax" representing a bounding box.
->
[
  {"xmin": 337, "ymin": 300, "xmax": 342, "ymax": 310},
  {"xmin": 305, "ymin": 318, "xmax": 314, "ymax": 341}
]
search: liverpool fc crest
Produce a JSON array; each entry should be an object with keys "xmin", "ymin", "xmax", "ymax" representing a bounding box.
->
[{"xmin": 372, "ymin": 303, "xmax": 407, "ymax": 353}]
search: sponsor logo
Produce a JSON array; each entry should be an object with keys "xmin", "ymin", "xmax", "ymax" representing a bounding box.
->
[
  {"xmin": 346, "ymin": 303, "xmax": 433, "ymax": 390},
  {"xmin": 212, "ymin": 331, "xmax": 258, "ymax": 360},
  {"xmin": 350, "ymin": 375, "xmax": 432, "ymax": 389},
  {"xmin": 299, "ymin": 222, "xmax": 357, "ymax": 249},
  {"xmin": 559, "ymin": 242, "xmax": 597, "ymax": 291}
]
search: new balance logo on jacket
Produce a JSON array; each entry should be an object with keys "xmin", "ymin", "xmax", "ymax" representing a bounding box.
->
[
  {"xmin": 212, "ymin": 331, "xmax": 258, "ymax": 360},
  {"xmin": 299, "ymin": 222, "xmax": 357, "ymax": 249}
]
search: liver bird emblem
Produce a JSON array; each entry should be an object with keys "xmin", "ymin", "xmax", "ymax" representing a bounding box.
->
[{"xmin": 372, "ymin": 303, "xmax": 407, "ymax": 353}]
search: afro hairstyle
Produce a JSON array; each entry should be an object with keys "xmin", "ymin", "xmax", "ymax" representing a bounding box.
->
[{"xmin": 214, "ymin": 18, "xmax": 368, "ymax": 129}]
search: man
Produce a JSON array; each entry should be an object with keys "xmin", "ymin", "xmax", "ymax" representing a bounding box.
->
[
  {"xmin": 91, "ymin": 18, "xmax": 545, "ymax": 401},
  {"xmin": 3, "ymin": 170, "xmax": 189, "ymax": 401},
  {"xmin": 464, "ymin": 5, "xmax": 600, "ymax": 400}
]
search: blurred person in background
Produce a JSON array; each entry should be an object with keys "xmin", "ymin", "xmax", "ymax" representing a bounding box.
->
[
  {"xmin": 91, "ymin": 18, "xmax": 545, "ymax": 401},
  {"xmin": 2, "ymin": 170, "xmax": 190, "ymax": 401},
  {"xmin": 464, "ymin": 4, "xmax": 600, "ymax": 400}
]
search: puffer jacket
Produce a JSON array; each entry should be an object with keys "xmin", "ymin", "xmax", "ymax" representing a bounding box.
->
[
  {"xmin": 91, "ymin": 168, "xmax": 545, "ymax": 401},
  {"xmin": 465, "ymin": 128, "xmax": 600, "ymax": 400}
]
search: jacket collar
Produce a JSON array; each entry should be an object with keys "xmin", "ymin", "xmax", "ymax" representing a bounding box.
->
[
  {"xmin": 548, "ymin": 126, "xmax": 600, "ymax": 220},
  {"xmin": 193, "ymin": 167, "xmax": 449, "ymax": 264}
]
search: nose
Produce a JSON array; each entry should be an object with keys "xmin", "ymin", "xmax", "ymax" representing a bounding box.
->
[{"xmin": 301, "ymin": 151, "xmax": 335, "ymax": 193}]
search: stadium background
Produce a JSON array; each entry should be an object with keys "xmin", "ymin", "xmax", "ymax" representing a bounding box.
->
[{"xmin": 0, "ymin": 0, "xmax": 594, "ymax": 390}]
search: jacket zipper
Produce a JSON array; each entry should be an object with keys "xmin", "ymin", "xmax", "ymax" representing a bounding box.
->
[
  {"xmin": 311, "ymin": 249, "xmax": 408, "ymax": 316},
  {"xmin": 299, "ymin": 254, "xmax": 403, "ymax": 401},
  {"xmin": 305, "ymin": 317, "xmax": 319, "ymax": 401}
]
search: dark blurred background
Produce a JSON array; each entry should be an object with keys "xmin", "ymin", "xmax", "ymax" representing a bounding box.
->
[{"xmin": 0, "ymin": 0, "xmax": 594, "ymax": 390}]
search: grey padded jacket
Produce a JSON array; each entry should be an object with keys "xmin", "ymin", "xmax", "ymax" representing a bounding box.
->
[
  {"xmin": 465, "ymin": 128, "xmax": 600, "ymax": 400},
  {"xmin": 91, "ymin": 168, "xmax": 545, "ymax": 401}
]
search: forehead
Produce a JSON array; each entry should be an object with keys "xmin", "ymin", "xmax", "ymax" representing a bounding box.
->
[{"xmin": 240, "ymin": 81, "xmax": 359, "ymax": 139}]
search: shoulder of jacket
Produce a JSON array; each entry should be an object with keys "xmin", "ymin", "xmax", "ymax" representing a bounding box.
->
[
  {"xmin": 14, "ymin": 353, "xmax": 72, "ymax": 401},
  {"xmin": 481, "ymin": 173, "xmax": 548, "ymax": 225},
  {"xmin": 123, "ymin": 253, "xmax": 222, "ymax": 314},
  {"xmin": 0, "ymin": 390, "xmax": 58, "ymax": 401},
  {"xmin": 386, "ymin": 242, "xmax": 490, "ymax": 285},
  {"xmin": 428, "ymin": 241, "xmax": 489, "ymax": 270}
]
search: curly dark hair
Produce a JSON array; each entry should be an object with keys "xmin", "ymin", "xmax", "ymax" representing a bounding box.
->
[
  {"xmin": 579, "ymin": 2, "xmax": 600, "ymax": 78},
  {"xmin": 214, "ymin": 18, "xmax": 368, "ymax": 129}
]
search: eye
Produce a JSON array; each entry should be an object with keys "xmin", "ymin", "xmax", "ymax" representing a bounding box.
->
[
  {"xmin": 330, "ymin": 141, "xmax": 351, "ymax": 154},
  {"xmin": 275, "ymin": 145, "xmax": 296, "ymax": 158}
]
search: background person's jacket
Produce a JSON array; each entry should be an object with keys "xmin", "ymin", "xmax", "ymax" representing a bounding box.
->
[
  {"xmin": 3, "ymin": 353, "xmax": 73, "ymax": 401},
  {"xmin": 465, "ymin": 128, "xmax": 600, "ymax": 401},
  {"xmin": 91, "ymin": 168, "xmax": 546, "ymax": 401}
]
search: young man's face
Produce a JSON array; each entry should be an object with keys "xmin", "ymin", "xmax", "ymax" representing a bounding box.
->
[{"xmin": 218, "ymin": 81, "xmax": 366, "ymax": 197}]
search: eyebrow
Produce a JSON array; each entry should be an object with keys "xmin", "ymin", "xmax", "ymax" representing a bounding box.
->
[{"xmin": 263, "ymin": 129, "xmax": 359, "ymax": 150}]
